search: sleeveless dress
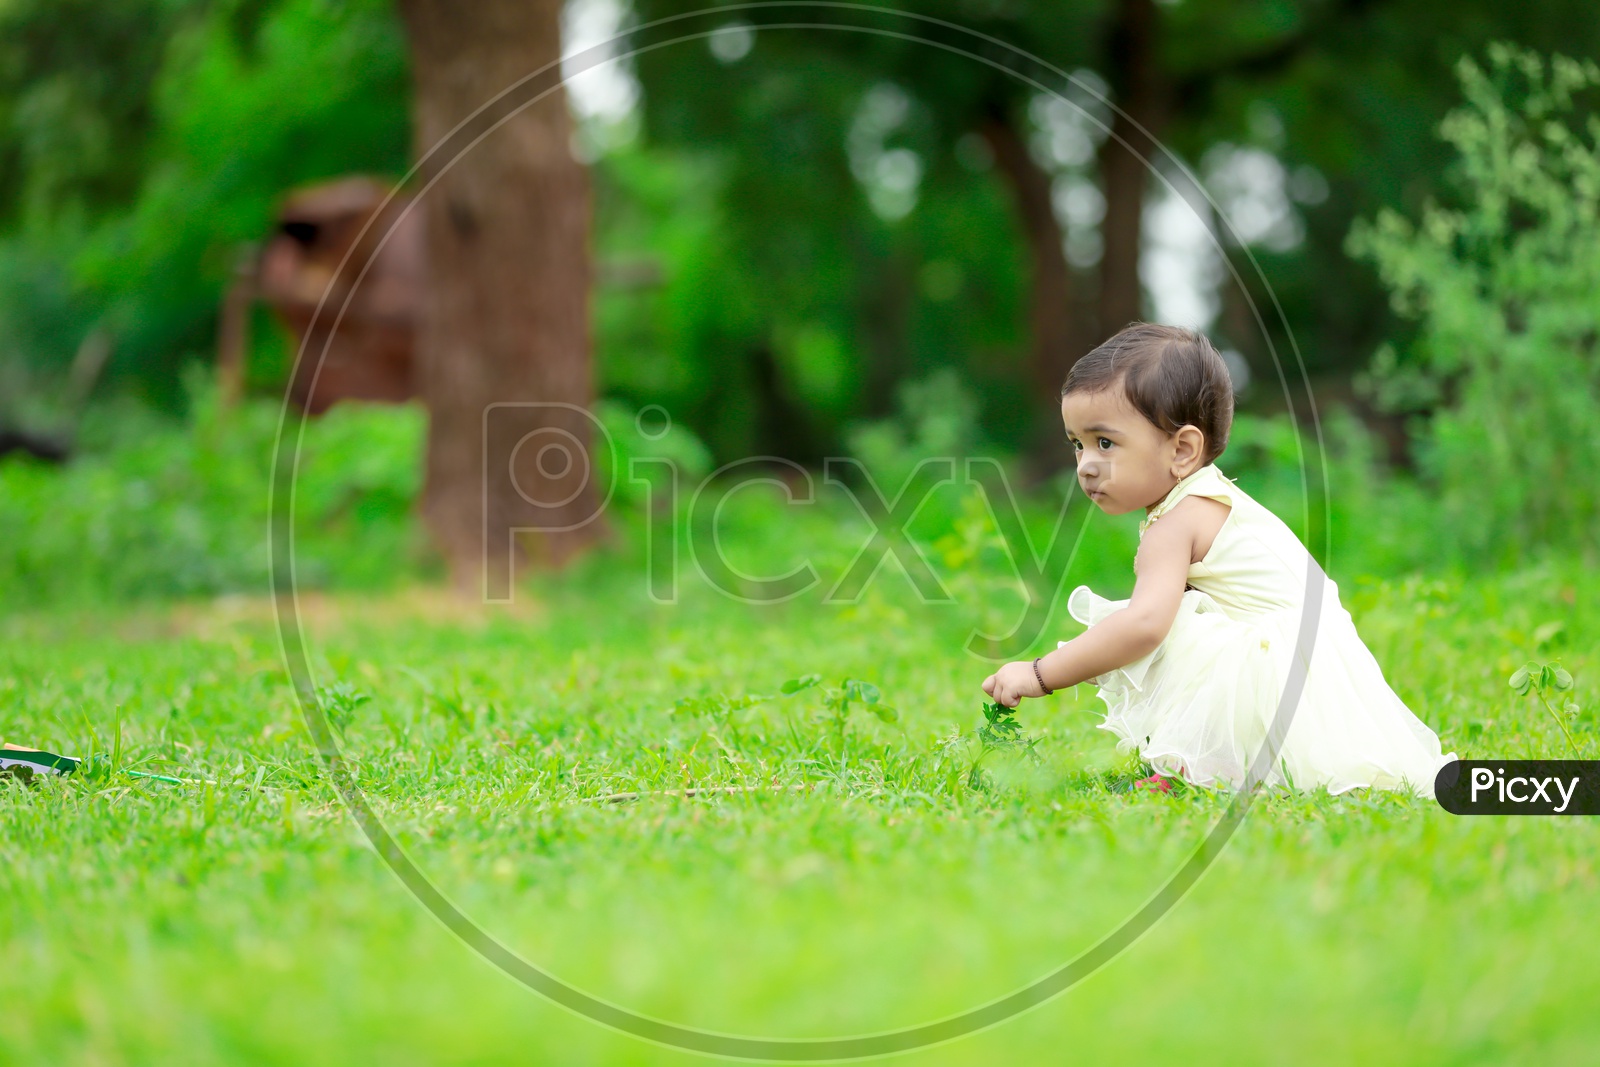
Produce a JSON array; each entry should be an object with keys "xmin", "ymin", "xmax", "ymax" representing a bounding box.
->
[{"xmin": 1064, "ymin": 463, "xmax": 1456, "ymax": 798}]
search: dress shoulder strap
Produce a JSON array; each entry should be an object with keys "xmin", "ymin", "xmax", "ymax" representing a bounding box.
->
[{"xmin": 1138, "ymin": 464, "xmax": 1242, "ymax": 537}]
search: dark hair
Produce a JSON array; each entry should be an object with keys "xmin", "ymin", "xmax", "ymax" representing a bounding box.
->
[{"xmin": 1060, "ymin": 322, "xmax": 1235, "ymax": 464}]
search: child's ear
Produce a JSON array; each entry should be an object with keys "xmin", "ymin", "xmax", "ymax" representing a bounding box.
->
[{"xmin": 1171, "ymin": 424, "xmax": 1206, "ymax": 476}]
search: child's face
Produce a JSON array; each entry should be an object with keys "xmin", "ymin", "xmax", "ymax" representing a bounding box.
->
[{"xmin": 1060, "ymin": 387, "xmax": 1186, "ymax": 516}]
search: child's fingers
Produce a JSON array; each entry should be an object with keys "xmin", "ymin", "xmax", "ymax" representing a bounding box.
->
[{"xmin": 982, "ymin": 675, "xmax": 996, "ymax": 696}]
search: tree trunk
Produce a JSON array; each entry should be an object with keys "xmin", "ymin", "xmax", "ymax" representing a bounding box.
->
[
  {"xmin": 1097, "ymin": 0, "xmax": 1166, "ymax": 334},
  {"xmin": 398, "ymin": 0, "xmax": 603, "ymax": 595},
  {"xmin": 982, "ymin": 113, "xmax": 1081, "ymax": 403}
]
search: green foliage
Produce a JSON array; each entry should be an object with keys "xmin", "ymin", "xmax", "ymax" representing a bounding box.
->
[
  {"xmin": 1509, "ymin": 659, "xmax": 1584, "ymax": 756},
  {"xmin": 780, "ymin": 673, "xmax": 898, "ymax": 757},
  {"xmin": 965, "ymin": 699, "xmax": 1040, "ymax": 791},
  {"xmin": 593, "ymin": 396, "xmax": 714, "ymax": 507},
  {"xmin": 843, "ymin": 366, "xmax": 983, "ymax": 493},
  {"xmin": 0, "ymin": 0, "xmax": 204, "ymax": 229},
  {"xmin": 977, "ymin": 700, "xmax": 1026, "ymax": 748},
  {"xmin": 0, "ymin": 381, "xmax": 429, "ymax": 606},
  {"xmin": 621, "ymin": 7, "xmax": 1032, "ymax": 457},
  {"xmin": 0, "ymin": 0, "xmax": 409, "ymax": 406},
  {"xmin": 669, "ymin": 689, "xmax": 776, "ymax": 750},
  {"xmin": 317, "ymin": 682, "xmax": 371, "ymax": 742},
  {"xmin": 1347, "ymin": 43, "xmax": 1600, "ymax": 563}
]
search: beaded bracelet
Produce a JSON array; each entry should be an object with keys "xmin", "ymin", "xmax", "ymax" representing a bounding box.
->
[{"xmin": 1032, "ymin": 657, "xmax": 1053, "ymax": 696}]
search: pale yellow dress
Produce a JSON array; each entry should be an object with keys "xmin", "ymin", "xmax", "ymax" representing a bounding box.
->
[{"xmin": 1064, "ymin": 463, "xmax": 1456, "ymax": 798}]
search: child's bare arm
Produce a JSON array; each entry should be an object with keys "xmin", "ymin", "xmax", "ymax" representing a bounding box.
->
[{"xmin": 982, "ymin": 497, "xmax": 1218, "ymax": 706}]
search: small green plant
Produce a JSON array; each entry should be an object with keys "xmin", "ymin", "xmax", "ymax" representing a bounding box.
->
[
  {"xmin": 977, "ymin": 701, "xmax": 1024, "ymax": 748},
  {"xmin": 318, "ymin": 683, "xmax": 372, "ymax": 742},
  {"xmin": 670, "ymin": 692, "xmax": 773, "ymax": 747},
  {"xmin": 1509, "ymin": 660, "xmax": 1583, "ymax": 756},
  {"xmin": 967, "ymin": 701, "xmax": 1040, "ymax": 791},
  {"xmin": 780, "ymin": 675, "xmax": 898, "ymax": 757}
]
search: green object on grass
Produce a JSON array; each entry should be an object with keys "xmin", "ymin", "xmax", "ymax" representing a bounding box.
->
[
  {"xmin": 125, "ymin": 769, "xmax": 188, "ymax": 785},
  {"xmin": 0, "ymin": 748, "xmax": 80, "ymax": 780},
  {"xmin": 1, "ymin": 750, "xmax": 192, "ymax": 785}
]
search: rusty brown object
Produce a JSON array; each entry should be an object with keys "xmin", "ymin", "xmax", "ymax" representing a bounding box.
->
[{"xmin": 257, "ymin": 176, "xmax": 425, "ymax": 415}]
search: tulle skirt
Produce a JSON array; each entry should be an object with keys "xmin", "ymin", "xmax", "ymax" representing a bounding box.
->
[{"xmin": 1065, "ymin": 584, "xmax": 1456, "ymax": 798}]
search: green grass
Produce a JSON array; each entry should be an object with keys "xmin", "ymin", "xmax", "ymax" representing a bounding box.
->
[{"xmin": 1, "ymin": 555, "xmax": 1596, "ymax": 1065}]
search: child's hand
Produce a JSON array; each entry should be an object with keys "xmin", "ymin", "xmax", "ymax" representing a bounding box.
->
[{"xmin": 981, "ymin": 661, "xmax": 1046, "ymax": 708}]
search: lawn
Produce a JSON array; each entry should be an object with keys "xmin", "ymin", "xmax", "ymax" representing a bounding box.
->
[{"xmin": 1, "ymin": 550, "xmax": 1596, "ymax": 1065}]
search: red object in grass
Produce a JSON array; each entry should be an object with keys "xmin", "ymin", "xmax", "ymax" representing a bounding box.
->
[{"xmin": 1134, "ymin": 773, "xmax": 1173, "ymax": 794}]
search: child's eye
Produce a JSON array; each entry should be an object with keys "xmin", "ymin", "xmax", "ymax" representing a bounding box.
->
[
  {"xmin": 1098, "ymin": 437, "xmax": 1114, "ymax": 450},
  {"xmin": 1069, "ymin": 439, "xmax": 1083, "ymax": 452}
]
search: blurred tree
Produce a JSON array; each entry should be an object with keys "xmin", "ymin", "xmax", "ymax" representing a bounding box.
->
[
  {"xmin": 626, "ymin": 2, "xmax": 1094, "ymax": 464},
  {"xmin": 0, "ymin": 0, "xmax": 201, "ymax": 229},
  {"xmin": 623, "ymin": 0, "xmax": 1600, "ymax": 466},
  {"xmin": 4, "ymin": 0, "xmax": 1600, "ymax": 485},
  {"xmin": 1347, "ymin": 44, "xmax": 1600, "ymax": 561},
  {"xmin": 397, "ymin": 0, "xmax": 604, "ymax": 582},
  {"xmin": 0, "ymin": 0, "xmax": 410, "ymax": 410},
  {"xmin": 1159, "ymin": 0, "xmax": 1600, "ymax": 411}
]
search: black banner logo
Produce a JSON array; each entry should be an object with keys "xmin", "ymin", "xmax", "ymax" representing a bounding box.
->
[{"xmin": 1435, "ymin": 760, "xmax": 1600, "ymax": 815}]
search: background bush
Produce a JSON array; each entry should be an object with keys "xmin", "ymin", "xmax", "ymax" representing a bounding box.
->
[
  {"xmin": 1348, "ymin": 43, "xmax": 1600, "ymax": 566},
  {"xmin": 0, "ymin": 378, "xmax": 428, "ymax": 605}
]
